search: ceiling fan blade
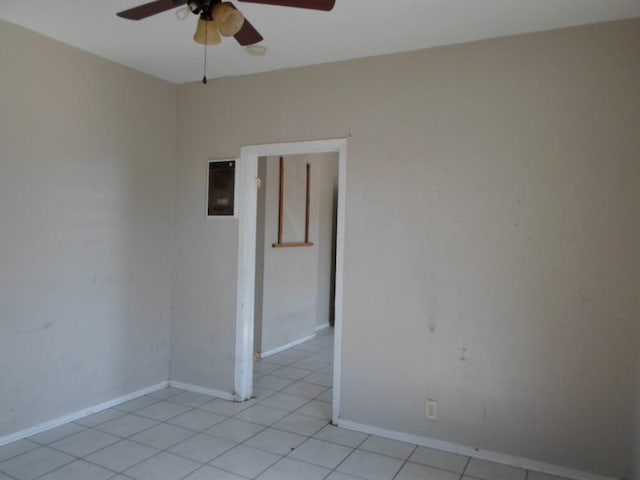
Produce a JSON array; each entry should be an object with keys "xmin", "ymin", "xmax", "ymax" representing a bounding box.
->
[
  {"xmin": 234, "ymin": 16, "xmax": 264, "ymax": 45},
  {"xmin": 237, "ymin": 0, "xmax": 335, "ymax": 11},
  {"xmin": 117, "ymin": 0, "xmax": 188, "ymax": 20}
]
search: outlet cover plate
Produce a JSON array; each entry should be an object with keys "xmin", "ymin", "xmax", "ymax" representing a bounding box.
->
[{"xmin": 426, "ymin": 399, "xmax": 438, "ymax": 421}]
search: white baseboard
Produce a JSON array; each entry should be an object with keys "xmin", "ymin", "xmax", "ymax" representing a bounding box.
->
[
  {"xmin": 168, "ymin": 381, "xmax": 235, "ymax": 402},
  {"xmin": 315, "ymin": 323, "xmax": 331, "ymax": 333},
  {"xmin": 336, "ymin": 420, "xmax": 616, "ymax": 480},
  {"xmin": 260, "ymin": 332, "xmax": 317, "ymax": 358},
  {"xmin": 0, "ymin": 381, "xmax": 168, "ymax": 448}
]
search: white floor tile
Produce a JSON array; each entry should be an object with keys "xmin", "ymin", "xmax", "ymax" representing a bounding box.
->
[
  {"xmin": 282, "ymin": 382, "xmax": 328, "ymax": 399},
  {"xmin": 336, "ymin": 450, "xmax": 404, "ymax": 480},
  {"xmin": 244, "ymin": 428, "xmax": 307, "ymax": 455},
  {"xmin": 0, "ymin": 446, "xmax": 74, "ymax": 480},
  {"xmin": 317, "ymin": 364, "xmax": 334, "ymax": 374},
  {"xmin": 307, "ymin": 345, "xmax": 333, "ymax": 363},
  {"xmin": 85, "ymin": 439, "xmax": 158, "ymax": 472},
  {"xmin": 234, "ymin": 405, "xmax": 290, "ymax": 426},
  {"xmin": 295, "ymin": 400, "xmax": 331, "ymax": 420},
  {"xmin": 125, "ymin": 452, "xmax": 201, "ymax": 480},
  {"xmin": 288, "ymin": 438, "xmax": 353, "ymax": 469},
  {"xmin": 134, "ymin": 401, "xmax": 191, "ymax": 422},
  {"xmin": 259, "ymin": 357, "xmax": 290, "ymax": 367},
  {"xmin": 313, "ymin": 425, "xmax": 368, "ymax": 448},
  {"xmin": 0, "ymin": 440, "xmax": 40, "ymax": 463},
  {"xmin": 325, "ymin": 472, "xmax": 362, "ymax": 480},
  {"xmin": 37, "ymin": 459, "xmax": 114, "ymax": 480},
  {"xmin": 527, "ymin": 472, "xmax": 573, "ymax": 480},
  {"xmin": 396, "ymin": 462, "xmax": 461, "ymax": 480},
  {"xmin": 130, "ymin": 423, "xmax": 194, "ymax": 450},
  {"xmin": 114, "ymin": 396, "xmax": 159, "ymax": 413},
  {"xmin": 359, "ymin": 435, "xmax": 416, "ymax": 460},
  {"xmin": 205, "ymin": 419, "xmax": 265, "ymax": 443},
  {"xmin": 147, "ymin": 387, "xmax": 184, "ymax": 400},
  {"xmin": 409, "ymin": 446, "xmax": 469, "ymax": 473},
  {"xmin": 95, "ymin": 413, "xmax": 159, "ymax": 438},
  {"xmin": 74, "ymin": 408, "xmax": 126, "ymax": 427},
  {"xmin": 281, "ymin": 348, "xmax": 316, "ymax": 360},
  {"xmin": 465, "ymin": 458, "xmax": 527, "ymax": 480},
  {"xmin": 271, "ymin": 367, "xmax": 314, "ymax": 381},
  {"xmin": 200, "ymin": 399, "xmax": 256, "ymax": 416},
  {"xmin": 301, "ymin": 372, "xmax": 333, "ymax": 387},
  {"xmin": 168, "ymin": 391, "xmax": 215, "ymax": 408},
  {"xmin": 289, "ymin": 358, "xmax": 331, "ymax": 371},
  {"xmin": 251, "ymin": 387, "xmax": 278, "ymax": 400},
  {"xmin": 259, "ymin": 392, "xmax": 310, "ymax": 412},
  {"xmin": 271, "ymin": 413, "xmax": 329, "ymax": 436},
  {"xmin": 253, "ymin": 362, "xmax": 282, "ymax": 374},
  {"xmin": 168, "ymin": 433, "xmax": 236, "ymax": 463},
  {"xmin": 28, "ymin": 423, "xmax": 86, "ymax": 445},
  {"xmin": 314, "ymin": 389, "xmax": 333, "ymax": 402},
  {"xmin": 253, "ymin": 375, "xmax": 296, "ymax": 392},
  {"xmin": 272, "ymin": 350, "xmax": 303, "ymax": 363},
  {"xmin": 256, "ymin": 457, "xmax": 330, "ymax": 480},
  {"xmin": 210, "ymin": 445, "xmax": 280, "ymax": 478},
  {"xmin": 167, "ymin": 409, "xmax": 226, "ymax": 431},
  {"xmin": 183, "ymin": 465, "xmax": 248, "ymax": 480},
  {"xmin": 50, "ymin": 428, "xmax": 119, "ymax": 457}
]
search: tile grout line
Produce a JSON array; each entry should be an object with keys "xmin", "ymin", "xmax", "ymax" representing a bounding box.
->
[
  {"xmin": 325, "ymin": 434, "xmax": 372, "ymax": 480},
  {"xmin": 461, "ymin": 456, "xmax": 472, "ymax": 480},
  {"xmin": 394, "ymin": 444, "xmax": 419, "ymax": 480}
]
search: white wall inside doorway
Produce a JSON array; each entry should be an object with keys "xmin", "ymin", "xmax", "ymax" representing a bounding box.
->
[{"xmin": 254, "ymin": 153, "xmax": 339, "ymax": 356}]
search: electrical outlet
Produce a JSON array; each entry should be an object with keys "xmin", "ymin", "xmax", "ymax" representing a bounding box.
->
[{"xmin": 426, "ymin": 399, "xmax": 438, "ymax": 421}]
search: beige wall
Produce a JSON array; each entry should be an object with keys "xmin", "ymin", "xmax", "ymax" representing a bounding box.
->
[
  {"xmin": 0, "ymin": 21, "xmax": 176, "ymax": 436},
  {"xmin": 173, "ymin": 18, "xmax": 640, "ymax": 478}
]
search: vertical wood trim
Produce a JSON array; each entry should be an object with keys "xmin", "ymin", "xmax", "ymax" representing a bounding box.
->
[
  {"xmin": 305, "ymin": 163, "xmax": 311, "ymax": 244},
  {"xmin": 277, "ymin": 156, "xmax": 284, "ymax": 245}
]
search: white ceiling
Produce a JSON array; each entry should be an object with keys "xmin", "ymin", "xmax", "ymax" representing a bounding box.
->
[{"xmin": 1, "ymin": 0, "xmax": 640, "ymax": 84}]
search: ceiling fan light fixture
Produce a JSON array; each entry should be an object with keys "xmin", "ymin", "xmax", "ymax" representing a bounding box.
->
[
  {"xmin": 213, "ymin": 2, "xmax": 245, "ymax": 37},
  {"xmin": 194, "ymin": 18, "xmax": 222, "ymax": 45},
  {"xmin": 187, "ymin": 1, "xmax": 201, "ymax": 14}
]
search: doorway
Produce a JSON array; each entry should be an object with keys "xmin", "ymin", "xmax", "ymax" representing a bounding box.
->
[
  {"xmin": 234, "ymin": 139, "xmax": 347, "ymax": 424},
  {"xmin": 254, "ymin": 153, "xmax": 338, "ymax": 357}
]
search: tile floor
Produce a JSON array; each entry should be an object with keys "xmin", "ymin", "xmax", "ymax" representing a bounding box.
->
[{"xmin": 0, "ymin": 329, "xmax": 568, "ymax": 480}]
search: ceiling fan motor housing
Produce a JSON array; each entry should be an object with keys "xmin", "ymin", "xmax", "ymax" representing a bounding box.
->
[{"xmin": 188, "ymin": 0, "xmax": 221, "ymax": 19}]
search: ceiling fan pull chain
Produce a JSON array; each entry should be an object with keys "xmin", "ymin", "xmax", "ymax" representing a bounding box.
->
[{"xmin": 202, "ymin": 29, "xmax": 208, "ymax": 84}]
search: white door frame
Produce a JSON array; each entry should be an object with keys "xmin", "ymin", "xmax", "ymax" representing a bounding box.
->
[{"xmin": 234, "ymin": 138, "xmax": 347, "ymax": 424}]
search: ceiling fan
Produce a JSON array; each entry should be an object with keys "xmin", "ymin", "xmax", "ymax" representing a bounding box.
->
[{"xmin": 117, "ymin": 0, "xmax": 336, "ymax": 47}]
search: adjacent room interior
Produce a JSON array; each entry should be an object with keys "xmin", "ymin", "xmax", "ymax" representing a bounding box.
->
[
  {"xmin": 1, "ymin": 2, "xmax": 640, "ymax": 480},
  {"xmin": 254, "ymin": 153, "xmax": 338, "ymax": 360}
]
